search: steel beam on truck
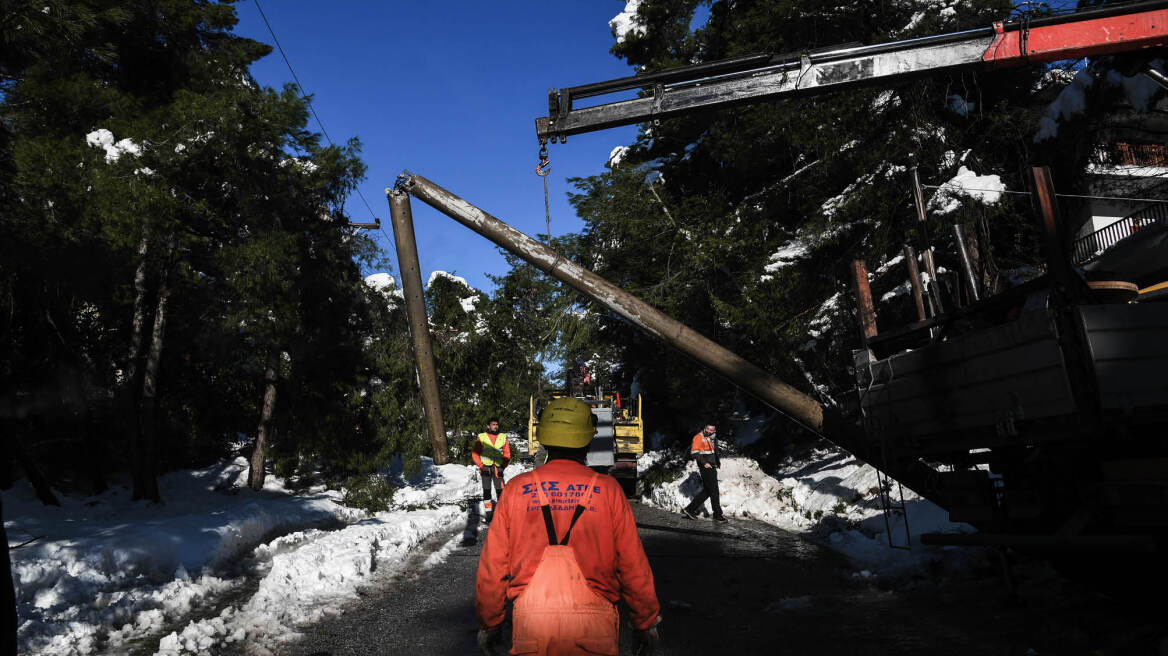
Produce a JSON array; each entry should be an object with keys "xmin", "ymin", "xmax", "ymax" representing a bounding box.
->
[{"xmin": 536, "ymin": 0, "xmax": 1168, "ymax": 142}]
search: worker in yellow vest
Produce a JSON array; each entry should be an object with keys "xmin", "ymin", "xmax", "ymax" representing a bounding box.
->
[{"xmin": 473, "ymin": 418, "xmax": 511, "ymax": 522}]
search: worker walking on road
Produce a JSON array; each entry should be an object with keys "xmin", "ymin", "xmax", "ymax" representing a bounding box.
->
[
  {"xmin": 475, "ymin": 398, "xmax": 661, "ymax": 656},
  {"xmin": 473, "ymin": 418, "xmax": 511, "ymax": 523},
  {"xmin": 682, "ymin": 424, "xmax": 726, "ymax": 522}
]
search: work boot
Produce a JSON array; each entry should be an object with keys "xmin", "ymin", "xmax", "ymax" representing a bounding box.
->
[{"xmin": 681, "ymin": 508, "xmax": 698, "ymax": 520}]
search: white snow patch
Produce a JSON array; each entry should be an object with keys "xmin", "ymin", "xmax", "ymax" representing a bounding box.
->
[
  {"xmin": 608, "ymin": 146, "xmax": 630, "ymax": 167},
  {"xmin": 929, "ymin": 166, "xmax": 1005, "ymax": 215},
  {"xmin": 610, "ymin": 0, "xmax": 645, "ymax": 43},
  {"xmin": 364, "ymin": 273, "xmax": 404, "ymax": 304},
  {"xmin": 807, "ymin": 292, "xmax": 842, "ymax": 339},
  {"xmin": 1035, "ymin": 67, "xmax": 1094, "ymax": 142},
  {"xmin": 85, "ymin": 129, "xmax": 143, "ymax": 163},
  {"xmin": 279, "ymin": 157, "xmax": 319, "ymax": 174},
  {"xmin": 760, "ymin": 240, "xmax": 811, "ymax": 279},
  {"xmin": 426, "ymin": 270, "xmax": 470, "ymax": 290}
]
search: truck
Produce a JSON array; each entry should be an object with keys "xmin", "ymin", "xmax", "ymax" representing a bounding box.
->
[{"xmin": 528, "ymin": 390, "xmax": 644, "ymax": 496}]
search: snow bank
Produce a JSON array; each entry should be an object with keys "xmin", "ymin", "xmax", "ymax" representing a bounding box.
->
[
  {"xmin": 640, "ymin": 450, "xmax": 975, "ymax": 578},
  {"xmin": 157, "ymin": 508, "xmax": 461, "ymax": 654},
  {"xmin": 156, "ymin": 459, "xmax": 505, "ymax": 654},
  {"xmin": 7, "ymin": 457, "xmax": 486, "ymax": 655}
]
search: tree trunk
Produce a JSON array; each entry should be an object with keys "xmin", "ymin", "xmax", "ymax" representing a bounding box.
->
[
  {"xmin": 124, "ymin": 236, "xmax": 149, "ymax": 483},
  {"xmin": 9, "ymin": 431, "xmax": 59, "ymax": 506},
  {"xmin": 248, "ymin": 350, "xmax": 280, "ymax": 491},
  {"xmin": 133, "ymin": 245, "xmax": 172, "ymax": 503},
  {"xmin": 1, "ymin": 496, "xmax": 18, "ymax": 656}
]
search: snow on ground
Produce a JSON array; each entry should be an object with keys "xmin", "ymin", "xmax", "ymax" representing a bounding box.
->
[
  {"xmin": 639, "ymin": 448, "xmax": 975, "ymax": 579},
  {"xmin": 6, "ymin": 456, "xmax": 493, "ymax": 656}
]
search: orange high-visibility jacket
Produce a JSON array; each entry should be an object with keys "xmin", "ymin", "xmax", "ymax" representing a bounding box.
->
[
  {"xmin": 691, "ymin": 432, "xmax": 714, "ymax": 455},
  {"xmin": 475, "ymin": 459, "xmax": 660, "ymax": 631},
  {"xmin": 472, "ymin": 432, "xmax": 511, "ymax": 468}
]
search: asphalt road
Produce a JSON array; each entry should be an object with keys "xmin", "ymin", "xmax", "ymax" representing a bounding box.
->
[{"xmin": 280, "ymin": 502, "xmax": 1166, "ymax": 656}]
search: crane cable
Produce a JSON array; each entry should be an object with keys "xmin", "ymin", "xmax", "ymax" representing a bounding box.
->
[{"xmin": 537, "ymin": 141, "xmax": 552, "ymax": 241}]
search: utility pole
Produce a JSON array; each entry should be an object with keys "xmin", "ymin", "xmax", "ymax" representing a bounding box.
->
[{"xmin": 386, "ymin": 188, "xmax": 449, "ymax": 464}]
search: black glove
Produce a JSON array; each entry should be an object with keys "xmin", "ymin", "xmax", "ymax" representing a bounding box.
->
[
  {"xmin": 477, "ymin": 626, "xmax": 502, "ymax": 655},
  {"xmin": 633, "ymin": 626, "xmax": 659, "ymax": 655}
]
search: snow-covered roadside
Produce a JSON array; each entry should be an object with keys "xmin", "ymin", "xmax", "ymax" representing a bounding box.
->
[
  {"xmin": 639, "ymin": 449, "xmax": 976, "ymax": 578},
  {"xmin": 6, "ymin": 456, "xmax": 500, "ymax": 656}
]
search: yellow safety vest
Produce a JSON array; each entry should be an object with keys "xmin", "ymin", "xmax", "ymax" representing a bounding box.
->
[{"xmin": 477, "ymin": 432, "xmax": 508, "ymax": 466}]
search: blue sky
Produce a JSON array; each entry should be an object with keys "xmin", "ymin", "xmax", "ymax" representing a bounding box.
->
[{"xmin": 231, "ymin": 1, "xmax": 641, "ymax": 293}]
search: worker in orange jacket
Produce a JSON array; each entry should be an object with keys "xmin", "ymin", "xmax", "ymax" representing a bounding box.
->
[
  {"xmin": 473, "ymin": 418, "xmax": 511, "ymax": 522},
  {"xmin": 475, "ymin": 398, "xmax": 661, "ymax": 655},
  {"xmin": 682, "ymin": 424, "xmax": 726, "ymax": 522}
]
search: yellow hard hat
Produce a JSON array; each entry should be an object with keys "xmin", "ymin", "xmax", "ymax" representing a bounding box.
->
[{"xmin": 536, "ymin": 397, "xmax": 596, "ymax": 448}]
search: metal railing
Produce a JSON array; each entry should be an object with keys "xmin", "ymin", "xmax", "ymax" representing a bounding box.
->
[{"xmin": 1072, "ymin": 202, "xmax": 1168, "ymax": 265}]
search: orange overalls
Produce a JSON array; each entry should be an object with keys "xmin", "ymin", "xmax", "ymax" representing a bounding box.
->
[{"xmin": 475, "ymin": 459, "xmax": 660, "ymax": 655}]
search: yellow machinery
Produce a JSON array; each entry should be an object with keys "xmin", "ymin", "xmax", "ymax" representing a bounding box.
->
[{"xmin": 528, "ymin": 391, "xmax": 644, "ymax": 496}]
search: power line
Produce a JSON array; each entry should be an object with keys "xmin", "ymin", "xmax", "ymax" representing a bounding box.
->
[
  {"xmin": 923, "ymin": 184, "xmax": 1168, "ymax": 204},
  {"xmin": 251, "ymin": 0, "xmax": 389, "ymax": 245}
]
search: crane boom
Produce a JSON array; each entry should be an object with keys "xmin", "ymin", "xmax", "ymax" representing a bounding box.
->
[{"xmin": 536, "ymin": 0, "xmax": 1168, "ymax": 142}]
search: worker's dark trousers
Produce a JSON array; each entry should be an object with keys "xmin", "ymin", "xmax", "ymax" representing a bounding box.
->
[
  {"xmin": 480, "ymin": 468, "xmax": 503, "ymax": 507},
  {"xmin": 685, "ymin": 466, "xmax": 723, "ymax": 518}
]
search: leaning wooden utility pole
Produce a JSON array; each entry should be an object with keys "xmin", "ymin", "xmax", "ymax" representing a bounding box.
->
[
  {"xmin": 395, "ymin": 172, "xmax": 942, "ymax": 501},
  {"xmin": 386, "ymin": 187, "xmax": 449, "ymax": 465}
]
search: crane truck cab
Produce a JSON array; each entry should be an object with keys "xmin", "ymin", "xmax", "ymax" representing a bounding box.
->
[{"xmin": 528, "ymin": 391, "xmax": 643, "ymax": 496}]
